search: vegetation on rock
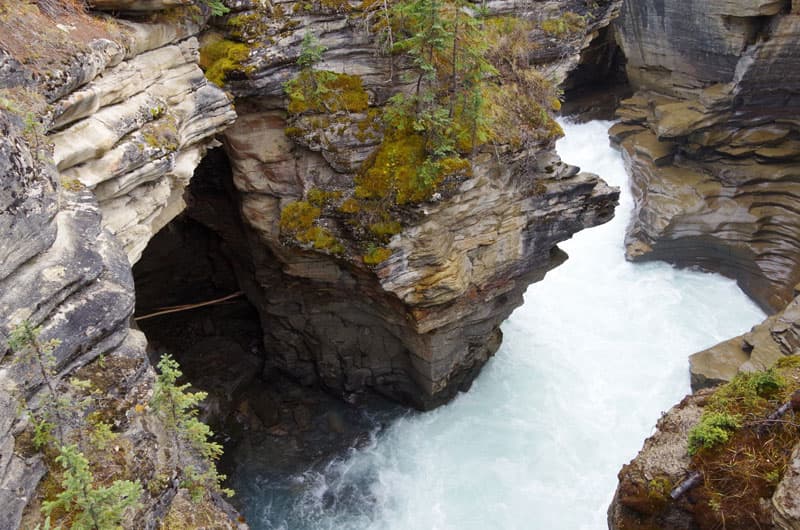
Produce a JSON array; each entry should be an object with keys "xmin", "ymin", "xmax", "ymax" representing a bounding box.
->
[
  {"xmin": 539, "ymin": 12, "xmax": 585, "ymax": 37},
  {"xmin": 684, "ymin": 359, "xmax": 800, "ymax": 529},
  {"xmin": 9, "ymin": 322, "xmax": 144, "ymax": 529},
  {"xmin": 151, "ymin": 354, "xmax": 233, "ymax": 501},
  {"xmin": 200, "ymin": 37, "xmax": 252, "ymax": 87},
  {"xmin": 42, "ymin": 445, "xmax": 142, "ymax": 530},
  {"xmin": 279, "ymin": 0, "xmax": 564, "ymax": 266}
]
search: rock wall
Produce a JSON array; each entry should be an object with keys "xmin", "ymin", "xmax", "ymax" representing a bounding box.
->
[
  {"xmin": 609, "ymin": 2, "xmax": 800, "ymax": 528},
  {"xmin": 0, "ymin": 3, "xmax": 239, "ymax": 529},
  {"xmin": 613, "ymin": 0, "xmax": 800, "ymax": 312},
  {"xmin": 196, "ymin": 0, "xmax": 622, "ymax": 409}
]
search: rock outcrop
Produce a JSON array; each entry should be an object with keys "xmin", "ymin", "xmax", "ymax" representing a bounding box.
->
[
  {"xmin": 613, "ymin": 0, "xmax": 800, "ymax": 312},
  {"xmin": 0, "ymin": 3, "xmax": 239, "ymax": 529},
  {"xmin": 691, "ymin": 293, "xmax": 800, "ymax": 390},
  {"xmin": 609, "ymin": 360, "xmax": 800, "ymax": 530},
  {"xmin": 608, "ymin": 391, "xmax": 709, "ymax": 530},
  {"xmin": 193, "ymin": 0, "xmax": 622, "ymax": 409}
]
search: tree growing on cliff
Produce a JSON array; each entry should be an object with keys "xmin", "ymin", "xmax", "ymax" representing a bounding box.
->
[
  {"xmin": 9, "ymin": 321, "xmax": 67, "ymax": 447},
  {"xmin": 151, "ymin": 354, "xmax": 233, "ymax": 501},
  {"xmin": 198, "ymin": 0, "xmax": 230, "ymax": 16},
  {"xmin": 42, "ymin": 444, "xmax": 142, "ymax": 530}
]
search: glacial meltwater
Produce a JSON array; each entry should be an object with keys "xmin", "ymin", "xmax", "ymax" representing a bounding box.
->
[{"xmin": 231, "ymin": 120, "xmax": 766, "ymax": 529}]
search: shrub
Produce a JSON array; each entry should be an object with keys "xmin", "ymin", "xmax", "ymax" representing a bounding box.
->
[
  {"xmin": 688, "ymin": 412, "xmax": 741, "ymax": 455},
  {"xmin": 151, "ymin": 355, "xmax": 232, "ymax": 501},
  {"xmin": 198, "ymin": 0, "xmax": 230, "ymax": 16},
  {"xmin": 42, "ymin": 444, "xmax": 142, "ymax": 530}
]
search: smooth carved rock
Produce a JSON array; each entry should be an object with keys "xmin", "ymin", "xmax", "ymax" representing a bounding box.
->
[
  {"xmin": 690, "ymin": 294, "xmax": 800, "ymax": 390},
  {"xmin": 615, "ymin": 5, "xmax": 800, "ymax": 312},
  {"xmin": 52, "ymin": 36, "xmax": 236, "ymax": 264}
]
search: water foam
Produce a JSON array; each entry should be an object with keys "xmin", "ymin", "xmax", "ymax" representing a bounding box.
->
[{"xmin": 239, "ymin": 120, "xmax": 765, "ymax": 530}]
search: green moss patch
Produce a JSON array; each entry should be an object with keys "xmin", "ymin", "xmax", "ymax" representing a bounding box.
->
[
  {"xmin": 200, "ymin": 38, "xmax": 252, "ymax": 87},
  {"xmin": 685, "ymin": 361, "xmax": 800, "ymax": 529},
  {"xmin": 285, "ymin": 70, "xmax": 369, "ymax": 114}
]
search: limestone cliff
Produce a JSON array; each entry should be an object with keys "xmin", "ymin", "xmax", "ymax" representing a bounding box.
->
[
  {"xmin": 613, "ymin": 0, "xmax": 800, "ymax": 313},
  {"xmin": 194, "ymin": 0, "xmax": 621, "ymax": 408},
  {"xmin": 0, "ymin": 2, "xmax": 239, "ymax": 528}
]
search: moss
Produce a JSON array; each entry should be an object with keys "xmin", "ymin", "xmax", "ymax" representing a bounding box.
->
[
  {"xmin": 200, "ymin": 38, "xmax": 252, "ymax": 87},
  {"xmin": 687, "ymin": 411, "xmax": 741, "ymax": 455},
  {"xmin": 280, "ymin": 200, "xmax": 321, "ymax": 234},
  {"xmin": 368, "ymin": 220, "xmax": 402, "ymax": 241},
  {"xmin": 363, "ymin": 246, "xmax": 392, "ymax": 265},
  {"xmin": 284, "ymin": 126, "xmax": 304, "ymax": 138},
  {"xmin": 285, "ymin": 70, "xmax": 369, "ymax": 114},
  {"xmin": 140, "ymin": 115, "xmax": 180, "ymax": 152},
  {"xmin": 355, "ymin": 133, "xmax": 428, "ymax": 204},
  {"xmin": 338, "ymin": 197, "xmax": 361, "ymax": 214},
  {"xmin": 226, "ymin": 12, "xmax": 265, "ymax": 39},
  {"xmin": 279, "ymin": 200, "xmax": 344, "ymax": 254},
  {"xmin": 776, "ymin": 355, "xmax": 800, "ymax": 368},
  {"xmin": 307, "ymin": 188, "xmax": 342, "ymax": 207},
  {"xmin": 540, "ymin": 12, "xmax": 586, "ymax": 37}
]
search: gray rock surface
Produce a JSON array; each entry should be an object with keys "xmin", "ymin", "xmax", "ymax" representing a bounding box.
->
[
  {"xmin": 614, "ymin": 2, "xmax": 800, "ymax": 313},
  {"xmin": 0, "ymin": 5, "xmax": 240, "ymax": 529}
]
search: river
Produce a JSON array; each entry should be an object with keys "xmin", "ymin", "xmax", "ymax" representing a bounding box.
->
[{"xmin": 233, "ymin": 120, "xmax": 766, "ymax": 530}]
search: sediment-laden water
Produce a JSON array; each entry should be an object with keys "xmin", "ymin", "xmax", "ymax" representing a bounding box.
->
[{"xmin": 232, "ymin": 120, "xmax": 765, "ymax": 530}]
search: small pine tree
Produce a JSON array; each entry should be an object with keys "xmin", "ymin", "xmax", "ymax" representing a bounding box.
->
[
  {"xmin": 297, "ymin": 32, "xmax": 327, "ymax": 69},
  {"xmin": 43, "ymin": 444, "xmax": 142, "ymax": 530},
  {"xmin": 9, "ymin": 321, "xmax": 66, "ymax": 446},
  {"xmin": 199, "ymin": 0, "xmax": 230, "ymax": 16},
  {"xmin": 151, "ymin": 355, "xmax": 233, "ymax": 501}
]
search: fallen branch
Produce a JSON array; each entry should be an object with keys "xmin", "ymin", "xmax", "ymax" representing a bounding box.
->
[
  {"xmin": 670, "ymin": 471, "xmax": 702, "ymax": 500},
  {"xmin": 757, "ymin": 389, "xmax": 800, "ymax": 435},
  {"xmin": 134, "ymin": 291, "xmax": 244, "ymax": 322}
]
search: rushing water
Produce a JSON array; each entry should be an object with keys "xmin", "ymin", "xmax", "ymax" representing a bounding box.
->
[{"xmin": 234, "ymin": 120, "xmax": 766, "ymax": 530}]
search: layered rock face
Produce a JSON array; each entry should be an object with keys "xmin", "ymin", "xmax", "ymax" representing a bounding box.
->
[
  {"xmin": 609, "ymin": 3, "xmax": 800, "ymax": 528},
  {"xmin": 613, "ymin": 0, "xmax": 800, "ymax": 312},
  {"xmin": 201, "ymin": 0, "xmax": 622, "ymax": 409},
  {"xmin": 49, "ymin": 19, "xmax": 236, "ymax": 263},
  {"xmin": 222, "ymin": 115, "xmax": 617, "ymax": 408},
  {"xmin": 0, "ymin": 3, "xmax": 239, "ymax": 528}
]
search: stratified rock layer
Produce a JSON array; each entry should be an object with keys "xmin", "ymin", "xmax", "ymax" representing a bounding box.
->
[
  {"xmin": 614, "ymin": 0, "xmax": 800, "ymax": 312},
  {"xmin": 205, "ymin": 0, "xmax": 622, "ymax": 409},
  {"xmin": 222, "ymin": 113, "xmax": 617, "ymax": 408},
  {"xmin": 0, "ymin": 5, "xmax": 239, "ymax": 529}
]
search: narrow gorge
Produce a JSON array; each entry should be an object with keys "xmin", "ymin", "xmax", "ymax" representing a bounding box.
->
[{"xmin": 1, "ymin": 0, "xmax": 799, "ymax": 529}]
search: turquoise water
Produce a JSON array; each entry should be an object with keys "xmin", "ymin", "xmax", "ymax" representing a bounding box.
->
[{"xmin": 236, "ymin": 120, "xmax": 765, "ymax": 530}]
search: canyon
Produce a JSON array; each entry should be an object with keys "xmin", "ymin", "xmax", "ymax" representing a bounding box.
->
[{"xmin": 1, "ymin": 0, "xmax": 799, "ymax": 528}]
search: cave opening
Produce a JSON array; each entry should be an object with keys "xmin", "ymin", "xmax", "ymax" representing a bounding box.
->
[
  {"xmin": 561, "ymin": 23, "xmax": 631, "ymax": 120},
  {"xmin": 131, "ymin": 147, "xmax": 397, "ymax": 518}
]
